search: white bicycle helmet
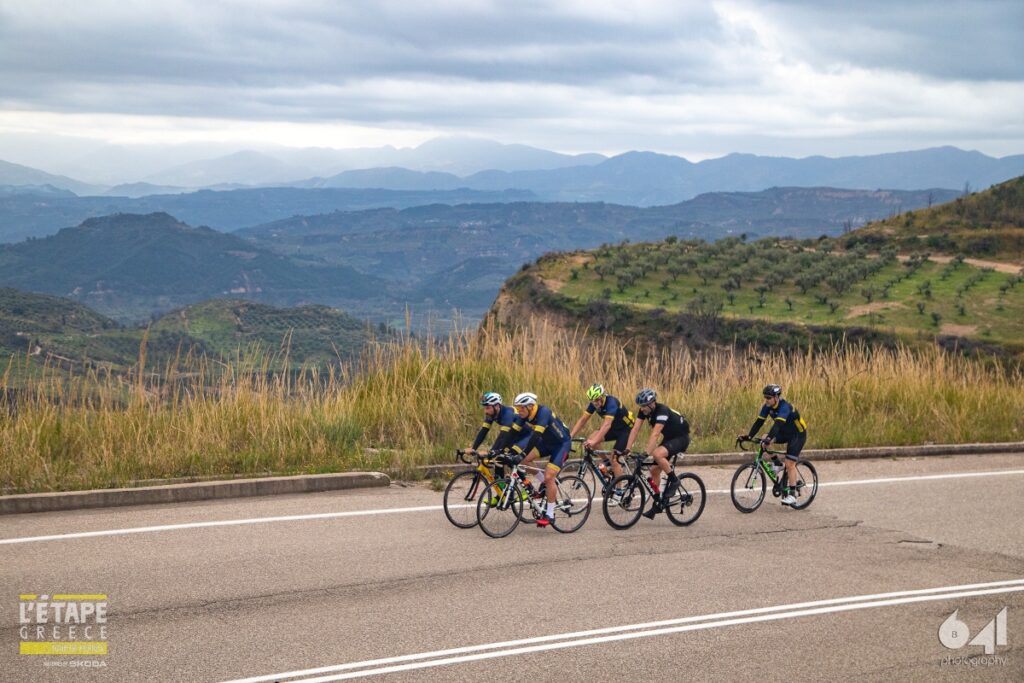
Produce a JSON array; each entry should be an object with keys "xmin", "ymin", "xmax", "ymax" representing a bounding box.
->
[{"xmin": 513, "ymin": 392, "xmax": 538, "ymax": 407}]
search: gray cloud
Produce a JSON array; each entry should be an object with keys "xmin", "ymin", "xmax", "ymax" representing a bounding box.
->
[{"xmin": 0, "ymin": 0, "xmax": 1021, "ymax": 159}]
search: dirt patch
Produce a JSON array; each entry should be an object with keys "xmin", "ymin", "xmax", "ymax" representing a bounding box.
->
[
  {"xmin": 845, "ymin": 301, "xmax": 905, "ymax": 319},
  {"xmin": 541, "ymin": 253, "xmax": 593, "ymax": 292},
  {"xmin": 940, "ymin": 323, "xmax": 978, "ymax": 337}
]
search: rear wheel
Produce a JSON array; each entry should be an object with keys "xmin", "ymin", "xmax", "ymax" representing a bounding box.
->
[
  {"xmin": 443, "ymin": 470, "xmax": 485, "ymax": 528},
  {"xmin": 602, "ymin": 475, "xmax": 645, "ymax": 530},
  {"xmin": 560, "ymin": 459, "xmax": 596, "ymax": 500},
  {"xmin": 664, "ymin": 473, "xmax": 706, "ymax": 526},
  {"xmin": 476, "ymin": 479, "xmax": 523, "ymax": 538},
  {"xmin": 786, "ymin": 460, "xmax": 818, "ymax": 510},
  {"xmin": 552, "ymin": 476, "xmax": 592, "ymax": 533},
  {"xmin": 731, "ymin": 463, "xmax": 766, "ymax": 513}
]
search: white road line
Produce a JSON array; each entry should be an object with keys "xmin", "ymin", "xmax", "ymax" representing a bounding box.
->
[
  {"xmin": 224, "ymin": 579, "xmax": 1024, "ymax": 683},
  {"xmin": 2, "ymin": 468, "xmax": 1023, "ymax": 546}
]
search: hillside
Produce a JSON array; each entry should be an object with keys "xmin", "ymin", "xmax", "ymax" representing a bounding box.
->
[
  {"xmin": 490, "ymin": 233, "xmax": 1024, "ymax": 359},
  {"xmin": 0, "ymin": 292, "xmax": 386, "ymax": 377},
  {"xmin": 0, "ymin": 213, "xmax": 383, "ymax": 322},
  {"xmin": 842, "ymin": 176, "xmax": 1024, "ymax": 260}
]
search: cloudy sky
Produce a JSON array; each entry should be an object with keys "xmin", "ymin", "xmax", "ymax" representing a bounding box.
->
[{"xmin": 1, "ymin": 0, "xmax": 1022, "ymax": 163}]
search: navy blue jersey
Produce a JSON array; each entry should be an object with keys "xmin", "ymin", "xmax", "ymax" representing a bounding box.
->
[
  {"xmin": 513, "ymin": 404, "xmax": 572, "ymax": 456},
  {"xmin": 585, "ymin": 394, "xmax": 635, "ymax": 433},
  {"xmin": 471, "ymin": 405, "xmax": 525, "ymax": 451},
  {"xmin": 750, "ymin": 398, "xmax": 807, "ymax": 443}
]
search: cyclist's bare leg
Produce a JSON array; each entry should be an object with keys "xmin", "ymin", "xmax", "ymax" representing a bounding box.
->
[{"xmin": 544, "ymin": 463, "xmax": 559, "ymax": 504}]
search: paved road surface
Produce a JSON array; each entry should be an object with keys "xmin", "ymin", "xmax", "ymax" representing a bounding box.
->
[{"xmin": 2, "ymin": 454, "xmax": 1022, "ymax": 682}]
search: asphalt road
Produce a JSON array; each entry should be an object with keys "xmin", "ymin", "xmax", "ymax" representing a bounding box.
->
[{"xmin": 2, "ymin": 454, "xmax": 1022, "ymax": 682}]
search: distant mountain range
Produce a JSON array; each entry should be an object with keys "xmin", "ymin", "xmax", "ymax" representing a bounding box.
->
[
  {"xmin": 0, "ymin": 186, "xmax": 952, "ymax": 325},
  {"xmin": 2, "ymin": 142, "xmax": 1022, "ymax": 209}
]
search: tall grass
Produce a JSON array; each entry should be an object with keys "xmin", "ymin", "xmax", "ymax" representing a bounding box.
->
[{"xmin": 2, "ymin": 319, "xmax": 1023, "ymax": 493}]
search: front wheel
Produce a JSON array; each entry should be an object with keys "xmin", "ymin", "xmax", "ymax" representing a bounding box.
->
[
  {"xmin": 602, "ymin": 475, "xmax": 645, "ymax": 530},
  {"xmin": 731, "ymin": 463, "xmax": 766, "ymax": 513},
  {"xmin": 443, "ymin": 470, "xmax": 485, "ymax": 528},
  {"xmin": 560, "ymin": 459, "xmax": 597, "ymax": 500},
  {"xmin": 664, "ymin": 473, "xmax": 706, "ymax": 526},
  {"xmin": 552, "ymin": 476, "xmax": 592, "ymax": 533},
  {"xmin": 476, "ymin": 479, "xmax": 523, "ymax": 538},
  {"xmin": 787, "ymin": 460, "xmax": 818, "ymax": 510}
]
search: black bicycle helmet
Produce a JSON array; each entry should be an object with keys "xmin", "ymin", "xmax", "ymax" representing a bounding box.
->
[
  {"xmin": 762, "ymin": 384, "xmax": 782, "ymax": 398},
  {"xmin": 635, "ymin": 388, "xmax": 657, "ymax": 405}
]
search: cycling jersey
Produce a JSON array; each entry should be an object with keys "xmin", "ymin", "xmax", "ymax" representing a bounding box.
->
[
  {"xmin": 749, "ymin": 398, "xmax": 807, "ymax": 444},
  {"xmin": 638, "ymin": 403, "xmax": 689, "ymax": 441},
  {"xmin": 585, "ymin": 394, "xmax": 635, "ymax": 435},
  {"xmin": 512, "ymin": 404, "xmax": 572, "ymax": 466},
  {"xmin": 471, "ymin": 405, "xmax": 526, "ymax": 452}
]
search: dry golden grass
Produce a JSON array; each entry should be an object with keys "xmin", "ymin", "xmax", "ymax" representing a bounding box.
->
[{"xmin": 2, "ymin": 319, "xmax": 1022, "ymax": 493}]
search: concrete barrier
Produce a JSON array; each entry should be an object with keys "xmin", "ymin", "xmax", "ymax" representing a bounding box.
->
[{"xmin": 0, "ymin": 471, "xmax": 390, "ymax": 515}]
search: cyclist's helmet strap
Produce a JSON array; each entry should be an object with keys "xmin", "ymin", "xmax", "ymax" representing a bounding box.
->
[
  {"xmin": 635, "ymin": 388, "xmax": 656, "ymax": 405},
  {"xmin": 762, "ymin": 384, "xmax": 782, "ymax": 398}
]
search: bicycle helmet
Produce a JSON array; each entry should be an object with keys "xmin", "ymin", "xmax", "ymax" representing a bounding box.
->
[
  {"xmin": 586, "ymin": 383, "xmax": 605, "ymax": 401},
  {"xmin": 762, "ymin": 384, "xmax": 782, "ymax": 398},
  {"xmin": 635, "ymin": 388, "xmax": 656, "ymax": 405},
  {"xmin": 479, "ymin": 391, "xmax": 502, "ymax": 406},
  {"xmin": 513, "ymin": 392, "xmax": 538, "ymax": 407}
]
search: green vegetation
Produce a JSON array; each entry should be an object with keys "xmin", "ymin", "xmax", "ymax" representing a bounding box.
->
[
  {"xmin": 1, "ymin": 290, "xmax": 389, "ymax": 383},
  {"xmin": 3, "ymin": 320, "xmax": 1022, "ymax": 494},
  {"xmin": 843, "ymin": 176, "xmax": 1024, "ymax": 260}
]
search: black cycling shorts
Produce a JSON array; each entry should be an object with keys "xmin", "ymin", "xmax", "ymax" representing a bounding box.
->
[
  {"xmin": 780, "ymin": 431, "xmax": 806, "ymax": 461},
  {"xmin": 661, "ymin": 435, "xmax": 690, "ymax": 458},
  {"xmin": 603, "ymin": 428, "xmax": 630, "ymax": 453}
]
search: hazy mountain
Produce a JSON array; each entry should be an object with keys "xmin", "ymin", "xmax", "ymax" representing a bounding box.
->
[
  {"xmin": 0, "ymin": 186, "xmax": 538, "ymax": 243},
  {"xmin": 103, "ymin": 182, "xmax": 191, "ymax": 198},
  {"xmin": 0, "ymin": 159, "xmax": 101, "ymax": 195},
  {"xmin": 142, "ymin": 150, "xmax": 313, "ymax": 187},
  {"xmin": 0, "ymin": 212, "xmax": 385, "ymax": 322}
]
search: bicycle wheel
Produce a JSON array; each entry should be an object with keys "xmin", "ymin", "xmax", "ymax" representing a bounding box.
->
[
  {"xmin": 476, "ymin": 479, "xmax": 523, "ymax": 538},
  {"xmin": 560, "ymin": 459, "xmax": 597, "ymax": 500},
  {"xmin": 787, "ymin": 460, "xmax": 818, "ymax": 510},
  {"xmin": 730, "ymin": 463, "xmax": 766, "ymax": 513},
  {"xmin": 664, "ymin": 473, "xmax": 706, "ymax": 526},
  {"xmin": 443, "ymin": 470, "xmax": 485, "ymax": 528},
  {"xmin": 552, "ymin": 475, "xmax": 592, "ymax": 533},
  {"xmin": 602, "ymin": 475, "xmax": 645, "ymax": 530}
]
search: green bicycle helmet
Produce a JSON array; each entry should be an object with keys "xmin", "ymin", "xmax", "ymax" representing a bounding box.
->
[{"xmin": 586, "ymin": 383, "xmax": 605, "ymax": 401}]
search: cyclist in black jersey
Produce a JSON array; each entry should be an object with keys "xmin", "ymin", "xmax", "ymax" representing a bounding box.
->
[
  {"xmin": 739, "ymin": 384, "xmax": 808, "ymax": 506},
  {"xmin": 568, "ymin": 383, "xmax": 635, "ymax": 481},
  {"xmin": 625, "ymin": 388, "xmax": 689, "ymax": 518}
]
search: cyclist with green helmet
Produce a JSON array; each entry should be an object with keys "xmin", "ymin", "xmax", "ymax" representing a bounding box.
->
[{"xmin": 569, "ymin": 383, "xmax": 636, "ymax": 481}]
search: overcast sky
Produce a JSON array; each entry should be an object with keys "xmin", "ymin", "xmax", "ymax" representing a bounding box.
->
[{"xmin": 1, "ymin": 0, "xmax": 1022, "ymax": 161}]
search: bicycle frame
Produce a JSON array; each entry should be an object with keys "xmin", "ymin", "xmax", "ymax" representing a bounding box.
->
[{"xmin": 455, "ymin": 450, "xmax": 498, "ymax": 502}]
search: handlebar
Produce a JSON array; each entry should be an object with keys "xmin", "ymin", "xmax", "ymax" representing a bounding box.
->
[{"xmin": 735, "ymin": 436, "xmax": 777, "ymax": 453}]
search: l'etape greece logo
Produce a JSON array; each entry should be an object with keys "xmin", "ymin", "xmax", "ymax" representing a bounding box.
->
[{"xmin": 19, "ymin": 593, "xmax": 109, "ymax": 656}]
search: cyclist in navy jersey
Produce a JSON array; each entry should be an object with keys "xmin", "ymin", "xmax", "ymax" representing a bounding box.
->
[
  {"xmin": 569, "ymin": 383, "xmax": 635, "ymax": 481},
  {"xmin": 509, "ymin": 392, "xmax": 573, "ymax": 528}
]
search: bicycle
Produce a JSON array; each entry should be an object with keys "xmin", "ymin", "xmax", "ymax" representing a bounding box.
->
[
  {"xmin": 476, "ymin": 456, "xmax": 593, "ymax": 538},
  {"xmin": 560, "ymin": 440, "xmax": 634, "ymax": 500},
  {"xmin": 730, "ymin": 436, "xmax": 818, "ymax": 512},
  {"xmin": 442, "ymin": 449, "xmax": 501, "ymax": 529},
  {"xmin": 601, "ymin": 452, "xmax": 706, "ymax": 529}
]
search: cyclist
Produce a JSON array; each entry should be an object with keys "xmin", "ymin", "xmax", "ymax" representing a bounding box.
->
[
  {"xmin": 740, "ymin": 384, "xmax": 808, "ymax": 506},
  {"xmin": 624, "ymin": 388, "xmax": 688, "ymax": 518},
  {"xmin": 568, "ymin": 383, "xmax": 635, "ymax": 481},
  {"xmin": 508, "ymin": 392, "xmax": 573, "ymax": 528},
  {"xmin": 466, "ymin": 391, "xmax": 529, "ymax": 505}
]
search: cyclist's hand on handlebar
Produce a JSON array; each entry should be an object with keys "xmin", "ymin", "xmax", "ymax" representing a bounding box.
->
[{"xmin": 760, "ymin": 437, "xmax": 773, "ymax": 448}]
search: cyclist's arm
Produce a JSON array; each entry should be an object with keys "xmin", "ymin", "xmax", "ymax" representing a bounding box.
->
[
  {"xmin": 747, "ymin": 405, "xmax": 770, "ymax": 438},
  {"xmin": 569, "ymin": 410, "xmax": 591, "ymax": 438},
  {"xmin": 765, "ymin": 402, "xmax": 792, "ymax": 442},
  {"xmin": 593, "ymin": 415, "xmax": 614, "ymax": 441},
  {"xmin": 624, "ymin": 417, "xmax": 644, "ymax": 451},
  {"xmin": 490, "ymin": 421, "xmax": 521, "ymax": 453},
  {"xmin": 645, "ymin": 422, "xmax": 664, "ymax": 455},
  {"xmin": 469, "ymin": 419, "xmax": 491, "ymax": 451}
]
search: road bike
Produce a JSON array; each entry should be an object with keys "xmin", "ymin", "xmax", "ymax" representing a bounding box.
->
[
  {"xmin": 601, "ymin": 452, "xmax": 706, "ymax": 529},
  {"xmin": 475, "ymin": 457, "xmax": 592, "ymax": 538},
  {"xmin": 560, "ymin": 440, "xmax": 635, "ymax": 500},
  {"xmin": 731, "ymin": 436, "xmax": 818, "ymax": 512},
  {"xmin": 442, "ymin": 449, "xmax": 500, "ymax": 529}
]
